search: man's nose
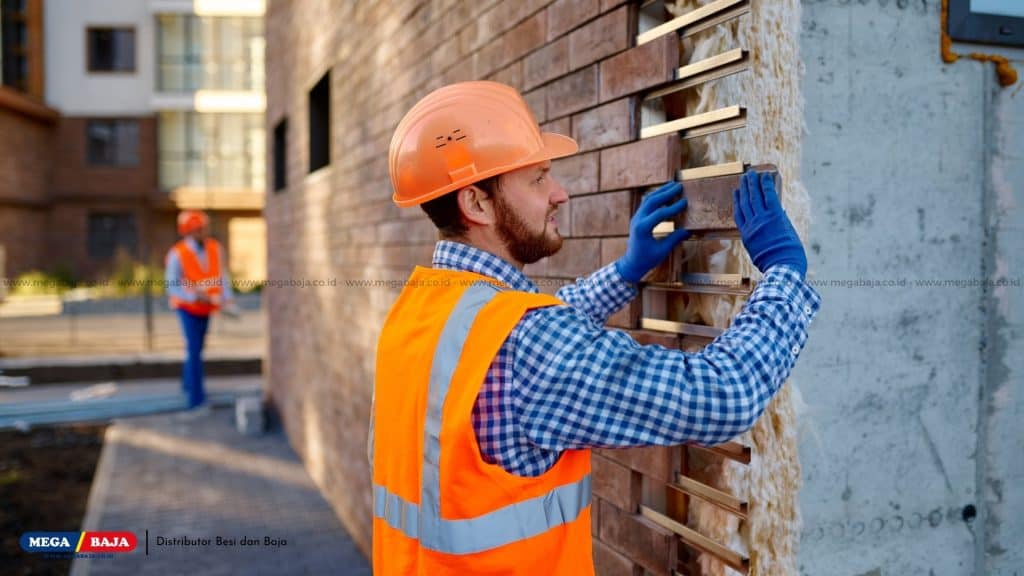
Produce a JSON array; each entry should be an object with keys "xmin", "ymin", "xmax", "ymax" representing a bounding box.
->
[{"xmin": 551, "ymin": 178, "xmax": 569, "ymax": 205}]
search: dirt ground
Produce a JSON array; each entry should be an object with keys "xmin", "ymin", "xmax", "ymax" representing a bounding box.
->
[{"xmin": 0, "ymin": 425, "xmax": 106, "ymax": 576}]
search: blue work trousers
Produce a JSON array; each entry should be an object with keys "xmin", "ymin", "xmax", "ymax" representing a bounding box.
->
[{"xmin": 177, "ymin": 309, "xmax": 210, "ymax": 408}]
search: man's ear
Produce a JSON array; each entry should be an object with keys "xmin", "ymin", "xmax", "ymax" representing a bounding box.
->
[{"xmin": 456, "ymin": 185, "xmax": 495, "ymax": 227}]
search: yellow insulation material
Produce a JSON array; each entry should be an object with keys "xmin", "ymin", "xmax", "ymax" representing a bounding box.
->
[{"xmin": 666, "ymin": 1, "xmax": 808, "ymax": 574}]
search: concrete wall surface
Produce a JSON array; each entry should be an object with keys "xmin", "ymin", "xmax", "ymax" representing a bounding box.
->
[{"xmin": 796, "ymin": 1, "xmax": 1022, "ymax": 574}]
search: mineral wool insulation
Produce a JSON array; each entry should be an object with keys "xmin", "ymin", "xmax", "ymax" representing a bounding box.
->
[{"xmin": 663, "ymin": 0, "xmax": 810, "ymax": 574}]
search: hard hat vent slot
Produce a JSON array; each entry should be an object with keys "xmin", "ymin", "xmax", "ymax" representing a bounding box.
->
[{"xmin": 435, "ymin": 129, "xmax": 467, "ymax": 148}]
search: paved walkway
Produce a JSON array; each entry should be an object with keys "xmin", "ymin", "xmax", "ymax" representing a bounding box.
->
[
  {"xmin": 70, "ymin": 405, "xmax": 370, "ymax": 576},
  {"xmin": 0, "ymin": 376, "xmax": 262, "ymax": 429}
]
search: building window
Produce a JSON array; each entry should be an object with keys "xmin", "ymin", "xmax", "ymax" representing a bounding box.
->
[
  {"xmin": 86, "ymin": 119, "xmax": 140, "ymax": 167},
  {"xmin": 273, "ymin": 118, "xmax": 287, "ymax": 192},
  {"xmin": 948, "ymin": 0, "xmax": 1024, "ymax": 47},
  {"xmin": 0, "ymin": 0, "xmax": 29, "ymax": 91},
  {"xmin": 159, "ymin": 111, "xmax": 265, "ymax": 190},
  {"xmin": 87, "ymin": 213, "xmax": 137, "ymax": 261},
  {"xmin": 308, "ymin": 71, "xmax": 330, "ymax": 173},
  {"xmin": 156, "ymin": 14, "xmax": 264, "ymax": 92},
  {"xmin": 87, "ymin": 27, "xmax": 136, "ymax": 72}
]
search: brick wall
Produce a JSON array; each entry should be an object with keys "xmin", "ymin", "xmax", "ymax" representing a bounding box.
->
[
  {"xmin": 45, "ymin": 115, "xmax": 158, "ymax": 279},
  {"xmin": 0, "ymin": 94, "xmax": 55, "ymax": 278},
  {"xmin": 51, "ymin": 116, "xmax": 158, "ymax": 202},
  {"xmin": 265, "ymin": 1, "xmax": 686, "ymax": 571}
]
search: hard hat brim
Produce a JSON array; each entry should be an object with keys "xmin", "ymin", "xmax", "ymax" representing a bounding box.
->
[
  {"xmin": 392, "ymin": 132, "xmax": 580, "ymax": 208},
  {"xmin": 522, "ymin": 132, "xmax": 579, "ymax": 166}
]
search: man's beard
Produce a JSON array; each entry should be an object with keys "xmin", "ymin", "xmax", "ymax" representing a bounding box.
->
[{"xmin": 493, "ymin": 193, "xmax": 562, "ymax": 265}]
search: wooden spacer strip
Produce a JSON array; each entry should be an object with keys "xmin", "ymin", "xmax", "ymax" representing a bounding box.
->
[
  {"xmin": 646, "ymin": 48, "xmax": 750, "ymax": 101},
  {"xmin": 641, "ymin": 105, "xmax": 743, "ymax": 140},
  {"xmin": 672, "ymin": 473, "xmax": 749, "ymax": 519},
  {"xmin": 640, "ymin": 318, "xmax": 725, "ymax": 339},
  {"xmin": 688, "ymin": 441, "xmax": 752, "ymax": 464},
  {"xmin": 636, "ymin": 0, "xmax": 750, "ymax": 46},
  {"xmin": 639, "ymin": 505, "xmax": 750, "ymax": 574},
  {"xmin": 679, "ymin": 161, "xmax": 746, "ymax": 181}
]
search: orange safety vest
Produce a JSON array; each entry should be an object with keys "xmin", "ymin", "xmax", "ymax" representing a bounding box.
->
[
  {"xmin": 371, "ymin": 266, "xmax": 594, "ymax": 575},
  {"xmin": 167, "ymin": 238, "xmax": 223, "ymax": 317}
]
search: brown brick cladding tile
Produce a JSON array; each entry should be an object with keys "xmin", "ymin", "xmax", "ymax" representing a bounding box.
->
[
  {"xmin": 599, "ymin": 34, "xmax": 679, "ymax": 102},
  {"xmin": 592, "ymin": 453, "xmax": 641, "ymax": 512},
  {"xmin": 569, "ymin": 6, "xmax": 630, "ymax": 71},
  {"xmin": 596, "ymin": 446, "xmax": 680, "ymax": 482},
  {"xmin": 524, "ymin": 37, "xmax": 569, "ymax": 91},
  {"xmin": 571, "ymin": 190, "xmax": 630, "ymax": 236},
  {"xmin": 600, "ymin": 135, "xmax": 681, "ymax": 190},
  {"xmin": 593, "ymin": 538, "xmax": 640, "ymax": 576},
  {"xmin": 265, "ymin": 1, "xmax": 692, "ymax": 567},
  {"xmin": 598, "ymin": 499, "xmax": 678, "ymax": 576},
  {"xmin": 547, "ymin": 0, "xmax": 601, "ymax": 41},
  {"xmin": 573, "ymin": 98, "xmax": 634, "ymax": 152},
  {"xmin": 551, "ymin": 151, "xmax": 598, "ymax": 197},
  {"xmin": 547, "ymin": 64, "xmax": 599, "ymax": 119}
]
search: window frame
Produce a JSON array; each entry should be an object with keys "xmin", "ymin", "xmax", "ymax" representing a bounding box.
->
[
  {"xmin": 157, "ymin": 110, "xmax": 263, "ymax": 191},
  {"xmin": 85, "ymin": 118, "xmax": 140, "ymax": 168},
  {"xmin": 1, "ymin": 0, "xmax": 30, "ymax": 91},
  {"xmin": 86, "ymin": 26, "xmax": 137, "ymax": 73},
  {"xmin": 155, "ymin": 14, "xmax": 264, "ymax": 93},
  {"xmin": 948, "ymin": 0, "xmax": 1024, "ymax": 48}
]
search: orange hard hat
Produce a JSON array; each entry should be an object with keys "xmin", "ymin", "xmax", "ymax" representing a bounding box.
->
[
  {"xmin": 388, "ymin": 81, "xmax": 579, "ymax": 207},
  {"xmin": 177, "ymin": 210, "xmax": 209, "ymax": 235}
]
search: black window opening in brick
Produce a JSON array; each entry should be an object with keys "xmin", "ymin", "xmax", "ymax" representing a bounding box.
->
[
  {"xmin": 86, "ymin": 119, "xmax": 140, "ymax": 167},
  {"xmin": 273, "ymin": 118, "xmax": 288, "ymax": 192},
  {"xmin": 308, "ymin": 71, "xmax": 330, "ymax": 173},
  {"xmin": 87, "ymin": 27, "xmax": 136, "ymax": 72},
  {"xmin": 87, "ymin": 213, "xmax": 138, "ymax": 261}
]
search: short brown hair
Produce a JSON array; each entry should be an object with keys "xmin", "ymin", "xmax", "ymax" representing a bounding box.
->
[{"xmin": 420, "ymin": 175, "xmax": 501, "ymax": 238}]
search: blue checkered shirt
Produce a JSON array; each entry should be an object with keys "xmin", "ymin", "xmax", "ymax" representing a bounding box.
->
[{"xmin": 432, "ymin": 240, "xmax": 821, "ymax": 478}]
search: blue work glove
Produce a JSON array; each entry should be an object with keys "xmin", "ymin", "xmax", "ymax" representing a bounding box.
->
[
  {"xmin": 733, "ymin": 170, "xmax": 807, "ymax": 278},
  {"xmin": 615, "ymin": 181, "xmax": 692, "ymax": 283}
]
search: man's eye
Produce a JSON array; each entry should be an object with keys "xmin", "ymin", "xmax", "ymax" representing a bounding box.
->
[{"xmin": 536, "ymin": 175, "xmax": 545, "ymax": 184}]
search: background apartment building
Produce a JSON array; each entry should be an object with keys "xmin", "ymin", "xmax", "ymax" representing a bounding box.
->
[
  {"xmin": 0, "ymin": 0, "xmax": 53, "ymax": 284},
  {"xmin": 0, "ymin": 0, "xmax": 266, "ymax": 285}
]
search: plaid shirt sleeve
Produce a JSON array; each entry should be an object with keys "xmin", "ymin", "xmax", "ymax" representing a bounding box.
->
[
  {"xmin": 511, "ymin": 265, "xmax": 821, "ymax": 450},
  {"xmin": 554, "ymin": 262, "xmax": 637, "ymax": 325}
]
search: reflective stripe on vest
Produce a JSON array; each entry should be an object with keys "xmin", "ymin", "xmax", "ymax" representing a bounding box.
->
[{"xmin": 371, "ymin": 280, "xmax": 592, "ymax": 555}]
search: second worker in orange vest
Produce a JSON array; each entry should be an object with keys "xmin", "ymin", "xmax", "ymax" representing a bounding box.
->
[
  {"xmin": 371, "ymin": 81, "xmax": 821, "ymax": 574},
  {"xmin": 166, "ymin": 210, "xmax": 236, "ymax": 409}
]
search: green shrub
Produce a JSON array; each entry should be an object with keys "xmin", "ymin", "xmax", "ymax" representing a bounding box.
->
[
  {"xmin": 231, "ymin": 277, "xmax": 262, "ymax": 294},
  {"xmin": 10, "ymin": 270, "xmax": 74, "ymax": 296},
  {"xmin": 94, "ymin": 251, "xmax": 166, "ymax": 298}
]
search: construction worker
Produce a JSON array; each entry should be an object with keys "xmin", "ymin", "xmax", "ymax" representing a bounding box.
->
[
  {"xmin": 371, "ymin": 81, "xmax": 820, "ymax": 574},
  {"xmin": 165, "ymin": 210, "xmax": 235, "ymax": 409}
]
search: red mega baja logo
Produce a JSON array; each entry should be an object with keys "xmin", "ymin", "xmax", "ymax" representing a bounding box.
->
[
  {"xmin": 20, "ymin": 531, "xmax": 137, "ymax": 553},
  {"xmin": 79, "ymin": 532, "xmax": 137, "ymax": 552}
]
